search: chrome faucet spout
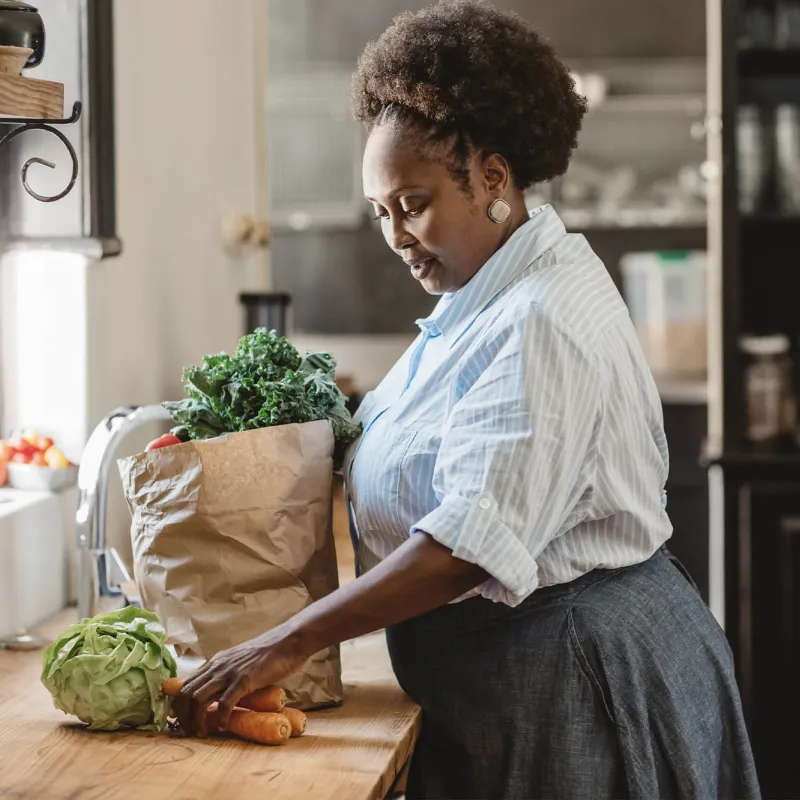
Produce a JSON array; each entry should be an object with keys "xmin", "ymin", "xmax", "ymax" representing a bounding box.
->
[{"xmin": 76, "ymin": 404, "xmax": 174, "ymax": 620}]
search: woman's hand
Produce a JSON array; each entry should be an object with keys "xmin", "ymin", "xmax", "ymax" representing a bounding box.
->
[
  {"xmin": 174, "ymin": 625, "xmax": 307, "ymax": 737},
  {"xmin": 175, "ymin": 533, "xmax": 486, "ymax": 737}
]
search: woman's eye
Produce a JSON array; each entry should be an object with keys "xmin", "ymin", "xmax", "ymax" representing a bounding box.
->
[
  {"xmin": 372, "ymin": 211, "xmax": 389, "ymax": 220},
  {"xmin": 404, "ymin": 205, "xmax": 426, "ymax": 218}
]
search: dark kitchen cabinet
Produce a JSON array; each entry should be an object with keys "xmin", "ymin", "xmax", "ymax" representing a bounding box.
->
[
  {"xmin": 720, "ymin": 465, "xmax": 800, "ymax": 798},
  {"xmin": 706, "ymin": 1, "xmax": 800, "ymax": 793}
]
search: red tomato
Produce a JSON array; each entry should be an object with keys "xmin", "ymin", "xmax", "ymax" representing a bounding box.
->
[
  {"xmin": 9, "ymin": 439, "xmax": 35, "ymax": 457},
  {"xmin": 11, "ymin": 451, "xmax": 31, "ymax": 464},
  {"xmin": 37, "ymin": 437, "xmax": 54, "ymax": 452},
  {"xmin": 0, "ymin": 460, "xmax": 6, "ymax": 488},
  {"xmin": 145, "ymin": 433, "xmax": 183, "ymax": 452}
]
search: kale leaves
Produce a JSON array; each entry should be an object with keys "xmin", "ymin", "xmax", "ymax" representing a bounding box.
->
[{"xmin": 163, "ymin": 329, "xmax": 361, "ymax": 466}]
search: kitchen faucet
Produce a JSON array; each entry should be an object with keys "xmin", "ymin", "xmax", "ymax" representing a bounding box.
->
[{"xmin": 76, "ymin": 404, "xmax": 173, "ymax": 620}]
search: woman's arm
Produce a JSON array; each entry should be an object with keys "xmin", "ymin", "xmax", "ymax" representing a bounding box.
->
[{"xmin": 175, "ymin": 532, "xmax": 488, "ymax": 736}]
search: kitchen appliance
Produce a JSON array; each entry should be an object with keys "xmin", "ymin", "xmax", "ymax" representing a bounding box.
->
[{"xmin": 240, "ymin": 292, "xmax": 292, "ymax": 337}]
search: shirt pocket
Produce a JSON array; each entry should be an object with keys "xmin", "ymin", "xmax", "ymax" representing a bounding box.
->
[
  {"xmin": 394, "ymin": 428, "xmax": 442, "ymax": 534},
  {"xmin": 349, "ymin": 425, "xmax": 419, "ymax": 540}
]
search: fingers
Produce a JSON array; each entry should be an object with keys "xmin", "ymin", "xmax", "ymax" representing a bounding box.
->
[
  {"xmin": 172, "ymin": 636, "xmax": 287, "ymax": 739},
  {"xmin": 193, "ymin": 680, "xmax": 220, "ymax": 738},
  {"xmin": 179, "ymin": 658, "xmax": 217, "ymax": 699},
  {"xmin": 176, "ymin": 670, "xmax": 225, "ymax": 738},
  {"xmin": 215, "ymin": 679, "xmax": 249, "ymax": 732}
]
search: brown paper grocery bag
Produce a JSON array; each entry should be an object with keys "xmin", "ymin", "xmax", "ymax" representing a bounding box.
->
[{"xmin": 117, "ymin": 420, "xmax": 342, "ymax": 710}]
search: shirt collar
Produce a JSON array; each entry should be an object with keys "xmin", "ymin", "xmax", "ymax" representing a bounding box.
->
[{"xmin": 415, "ymin": 205, "xmax": 567, "ymax": 347}]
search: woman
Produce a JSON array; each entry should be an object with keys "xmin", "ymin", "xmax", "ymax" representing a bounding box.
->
[{"xmin": 176, "ymin": 3, "xmax": 760, "ymax": 798}]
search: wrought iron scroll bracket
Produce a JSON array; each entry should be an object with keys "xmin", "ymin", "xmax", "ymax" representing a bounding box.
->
[{"xmin": 0, "ymin": 101, "xmax": 82, "ymax": 203}]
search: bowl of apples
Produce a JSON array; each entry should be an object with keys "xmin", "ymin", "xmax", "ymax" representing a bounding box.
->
[{"xmin": 0, "ymin": 431, "xmax": 78, "ymax": 492}]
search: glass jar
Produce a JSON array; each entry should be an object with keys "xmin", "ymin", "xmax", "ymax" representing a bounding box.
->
[
  {"xmin": 740, "ymin": 0, "xmax": 775, "ymax": 48},
  {"xmin": 740, "ymin": 334, "xmax": 795, "ymax": 447},
  {"xmin": 776, "ymin": 0, "xmax": 800, "ymax": 46},
  {"xmin": 737, "ymin": 106, "xmax": 769, "ymax": 215}
]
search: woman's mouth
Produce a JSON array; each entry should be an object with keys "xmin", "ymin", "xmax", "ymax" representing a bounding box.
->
[{"xmin": 410, "ymin": 258, "xmax": 435, "ymax": 281}]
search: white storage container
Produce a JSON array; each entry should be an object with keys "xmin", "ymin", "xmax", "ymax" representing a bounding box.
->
[{"xmin": 620, "ymin": 250, "xmax": 707, "ymax": 379}]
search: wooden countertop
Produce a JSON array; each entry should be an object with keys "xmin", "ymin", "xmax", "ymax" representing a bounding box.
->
[{"xmin": 0, "ymin": 487, "xmax": 420, "ymax": 800}]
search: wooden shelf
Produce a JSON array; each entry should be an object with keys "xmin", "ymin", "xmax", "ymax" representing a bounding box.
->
[
  {"xmin": 655, "ymin": 378, "xmax": 708, "ymax": 405},
  {"xmin": 0, "ymin": 73, "xmax": 63, "ymax": 119},
  {"xmin": 739, "ymin": 47, "xmax": 800, "ymax": 77}
]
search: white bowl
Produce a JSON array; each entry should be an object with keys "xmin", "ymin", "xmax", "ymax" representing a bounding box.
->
[{"xmin": 6, "ymin": 463, "xmax": 78, "ymax": 492}]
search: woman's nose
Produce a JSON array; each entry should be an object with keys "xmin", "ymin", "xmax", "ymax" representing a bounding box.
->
[{"xmin": 389, "ymin": 218, "xmax": 416, "ymax": 252}]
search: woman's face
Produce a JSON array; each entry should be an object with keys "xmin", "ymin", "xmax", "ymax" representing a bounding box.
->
[{"xmin": 363, "ymin": 123, "xmax": 516, "ymax": 295}]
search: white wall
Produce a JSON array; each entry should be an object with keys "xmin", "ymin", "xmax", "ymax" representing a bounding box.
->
[
  {"xmin": 2, "ymin": 0, "xmax": 271, "ymax": 568},
  {"xmin": 91, "ymin": 0, "xmax": 270, "ymax": 422},
  {"xmin": 97, "ymin": 0, "xmax": 271, "ymax": 562}
]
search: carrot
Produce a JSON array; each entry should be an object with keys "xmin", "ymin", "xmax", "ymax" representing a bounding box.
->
[
  {"xmin": 237, "ymin": 685, "xmax": 287, "ymax": 713},
  {"xmin": 162, "ymin": 677, "xmax": 185, "ymax": 697},
  {"xmin": 281, "ymin": 706, "xmax": 307, "ymax": 737},
  {"xmin": 206, "ymin": 704, "xmax": 291, "ymax": 746},
  {"xmin": 162, "ymin": 677, "xmax": 286, "ymax": 713}
]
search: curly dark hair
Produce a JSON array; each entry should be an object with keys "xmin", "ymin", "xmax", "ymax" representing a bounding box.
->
[{"xmin": 351, "ymin": 0, "xmax": 587, "ymax": 191}]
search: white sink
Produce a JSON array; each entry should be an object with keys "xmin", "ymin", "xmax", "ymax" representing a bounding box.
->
[
  {"xmin": 0, "ymin": 487, "xmax": 74, "ymax": 638},
  {"xmin": 0, "ymin": 487, "xmax": 45, "ymax": 512}
]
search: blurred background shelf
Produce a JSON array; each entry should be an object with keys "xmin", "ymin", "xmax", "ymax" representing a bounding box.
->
[
  {"xmin": 590, "ymin": 93, "xmax": 705, "ymax": 114},
  {"xmin": 655, "ymin": 378, "xmax": 709, "ymax": 405},
  {"xmin": 710, "ymin": 450, "xmax": 800, "ymax": 468},
  {"xmin": 558, "ymin": 206, "xmax": 707, "ymax": 231}
]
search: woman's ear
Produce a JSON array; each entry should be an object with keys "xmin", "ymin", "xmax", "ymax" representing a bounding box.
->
[{"xmin": 482, "ymin": 152, "xmax": 512, "ymax": 196}]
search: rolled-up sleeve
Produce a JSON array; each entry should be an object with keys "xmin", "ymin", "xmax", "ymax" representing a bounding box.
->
[{"xmin": 411, "ymin": 303, "xmax": 603, "ymax": 605}]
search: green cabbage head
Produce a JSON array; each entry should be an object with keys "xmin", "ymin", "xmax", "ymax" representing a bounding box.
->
[{"xmin": 41, "ymin": 606, "xmax": 177, "ymax": 732}]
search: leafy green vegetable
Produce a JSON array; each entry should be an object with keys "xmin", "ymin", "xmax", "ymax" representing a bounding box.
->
[
  {"xmin": 41, "ymin": 607, "xmax": 177, "ymax": 732},
  {"xmin": 163, "ymin": 328, "xmax": 361, "ymax": 466}
]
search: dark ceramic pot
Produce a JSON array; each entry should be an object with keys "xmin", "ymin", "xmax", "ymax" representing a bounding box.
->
[{"xmin": 0, "ymin": 1, "xmax": 44, "ymax": 68}]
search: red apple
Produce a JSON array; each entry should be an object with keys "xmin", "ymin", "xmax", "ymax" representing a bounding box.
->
[{"xmin": 145, "ymin": 434, "xmax": 183, "ymax": 452}]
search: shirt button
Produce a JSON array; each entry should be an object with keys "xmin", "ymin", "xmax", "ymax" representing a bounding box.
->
[{"xmin": 479, "ymin": 498, "xmax": 492, "ymax": 510}]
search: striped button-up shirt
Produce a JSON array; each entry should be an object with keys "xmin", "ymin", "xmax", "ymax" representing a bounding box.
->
[{"xmin": 344, "ymin": 205, "xmax": 672, "ymax": 606}]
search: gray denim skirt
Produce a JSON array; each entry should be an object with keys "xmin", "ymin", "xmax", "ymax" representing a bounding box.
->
[{"xmin": 386, "ymin": 547, "xmax": 761, "ymax": 800}]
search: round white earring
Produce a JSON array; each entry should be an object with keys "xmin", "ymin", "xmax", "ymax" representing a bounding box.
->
[{"xmin": 487, "ymin": 197, "xmax": 512, "ymax": 224}]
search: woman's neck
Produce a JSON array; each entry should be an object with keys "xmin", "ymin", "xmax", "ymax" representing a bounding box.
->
[
  {"xmin": 455, "ymin": 197, "xmax": 531, "ymax": 292},
  {"xmin": 496, "ymin": 195, "xmax": 530, "ymax": 250}
]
